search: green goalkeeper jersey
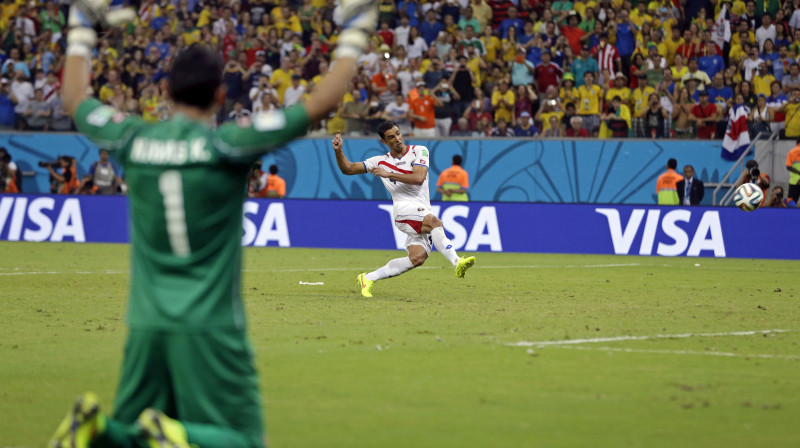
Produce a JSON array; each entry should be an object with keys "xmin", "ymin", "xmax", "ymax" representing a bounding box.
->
[{"xmin": 74, "ymin": 98, "xmax": 309, "ymax": 330}]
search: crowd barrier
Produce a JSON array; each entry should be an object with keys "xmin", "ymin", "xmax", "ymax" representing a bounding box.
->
[
  {"xmin": 2, "ymin": 133, "xmax": 740, "ymax": 204},
  {"xmin": 1, "ymin": 195, "xmax": 797, "ymax": 260}
]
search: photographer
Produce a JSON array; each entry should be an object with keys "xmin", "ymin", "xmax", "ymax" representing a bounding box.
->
[
  {"xmin": 247, "ymin": 161, "xmax": 267, "ymax": 198},
  {"xmin": 1, "ymin": 152, "xmax": 18, "ymax": 193},
  {"xmin": 735, "ymin": 160, "xmax": 771, "ymax": 199},
  {"xmin": 766, "ymin": 186, "xmax": 797, "ymax": 207},
  {"xmin": 44, "ymin": 155, "xmax": 79, "ymax": 194}
]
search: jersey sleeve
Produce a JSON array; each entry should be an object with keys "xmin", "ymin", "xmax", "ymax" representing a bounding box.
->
[
  {"xmin": 213, "ymin": 104, "xmax": 310, "ymax": 164},
  {"xmin": 412, "ymin": 146, "xmax": 429, "ymax": 168},
  {"xmin": 363, "ymin": 155, "xmax": 383, "ymax": 173},
  {"xmin": 74, "ymin": 98, "xmax": 146, "ymax": 160}
]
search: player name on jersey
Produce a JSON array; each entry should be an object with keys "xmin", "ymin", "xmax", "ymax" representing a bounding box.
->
[{"xmin": 130, "ymin": 137, "xmax": 212, "ymax": 165}]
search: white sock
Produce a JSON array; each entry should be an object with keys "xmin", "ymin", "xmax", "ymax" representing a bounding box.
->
[
  {"xmin": 430, "ymin": 226, "xmax": 460, "ymax": 266},
  {"xmin": 365, "ymin": 257, "xmax": 415, "ymax": 281}
]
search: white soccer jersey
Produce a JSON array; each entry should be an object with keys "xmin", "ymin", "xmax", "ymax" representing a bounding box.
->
[{"xmin": 364, "ymin": 144, "xmax": 431, "ymax": 211}]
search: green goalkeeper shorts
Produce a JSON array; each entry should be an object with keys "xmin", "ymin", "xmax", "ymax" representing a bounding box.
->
[{"xmin": 111, "ymin": 328, "xmax": 265, "ymax": 447}]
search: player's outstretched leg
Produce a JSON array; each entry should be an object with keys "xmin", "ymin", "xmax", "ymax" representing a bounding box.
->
[
  {"xmin": 137, "ymin": 408, "xmax": 190, "ymax": 448},
  {"xmin": 358, "ymin": 256, "xmax": 417, "ymax": 297},
  {"xmin": 428, "ymin": 224, "xmax": 476, "ymax": 278},
  {"xmin": 49, "ymin": 392, "xmax": 106, "ymax": 448}
]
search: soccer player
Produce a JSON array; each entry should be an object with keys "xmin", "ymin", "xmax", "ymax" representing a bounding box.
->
[
  {"xmin": 331, "ymin": 122, "xmax": 476, "ymax": 298},
  {"xmin": 48, "ymin": 0, "xmax": 378, "ymax": 447}
]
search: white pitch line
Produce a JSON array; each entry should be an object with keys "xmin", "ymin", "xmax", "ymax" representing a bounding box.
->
[
  {"xmin": 553, "ymin": 345, "xmax": 798, "ymax": 360},
  {"xmin": 478, "ymin": 263, "xmax": 640, "ymax": 269},
  {"xmin": 508, "ymin": 329, "xmax": 790, "ymax": 347}
]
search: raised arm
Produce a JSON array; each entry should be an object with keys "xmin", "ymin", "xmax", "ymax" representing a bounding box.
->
[{"xmin": 332, "ymin": 130, "xmax": 367, "ymax": 175}]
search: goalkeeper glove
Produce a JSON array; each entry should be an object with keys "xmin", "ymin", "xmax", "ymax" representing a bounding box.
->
[
  {"xmin": 67, "ymin": 0, "xmax": 135, "ymax": 58},
  {"xmin": 335, "ymin": 0, "xmax": 379, "ymax": 60}
]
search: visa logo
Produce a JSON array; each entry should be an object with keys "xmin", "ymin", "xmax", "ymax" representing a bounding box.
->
[
  {"xmin": 595, "ymin": 208, "xmax": 725, "ymax": 257},
  {"xmin": 0, "ymin": 197, "xmax": 86, "ymax": 242}
]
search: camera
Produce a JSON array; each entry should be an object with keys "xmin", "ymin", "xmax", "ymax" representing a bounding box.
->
[
  {"xmin": 548, "ymin": 99, "xmax": 557, "ymax": 106},
  {"xmin": 749, "ymin": 167, "xmax": 760, "ymax": 181},
  {"xmin": 39, "ymin": 160, "xmax": 59, "ymax": 168}
]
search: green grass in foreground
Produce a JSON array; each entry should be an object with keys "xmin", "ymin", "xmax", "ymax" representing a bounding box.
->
[{"xmin": 0, "ymin": 242, "xmax": 799, "ymax": 448}]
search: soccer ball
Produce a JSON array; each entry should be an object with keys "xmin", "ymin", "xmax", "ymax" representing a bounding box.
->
[{"xmin": 733, "ymin": 183, "xmax": 764, "ymax": 212}]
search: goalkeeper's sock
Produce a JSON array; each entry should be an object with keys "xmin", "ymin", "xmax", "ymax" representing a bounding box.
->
[
  {"xmin": 431, "ymin": 226, "xmax": 460, "ymax": 266},
  {"xmin": 365, "ymin": 257, "xmax": 414, "ymax": 281}
]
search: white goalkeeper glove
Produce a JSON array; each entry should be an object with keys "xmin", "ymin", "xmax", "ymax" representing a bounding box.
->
[
  {"xmin": 67, "ymin": 0, "xmax": 135, "ymax": 58},
  {"xmin": 335, "ymin": 0, "xmax": 379, "ymax": 60}
]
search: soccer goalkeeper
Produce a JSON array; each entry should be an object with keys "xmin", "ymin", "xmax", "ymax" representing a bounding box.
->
[{"xmin": 48, "ymin": 0, "xmax": 378, "ymax": 446}]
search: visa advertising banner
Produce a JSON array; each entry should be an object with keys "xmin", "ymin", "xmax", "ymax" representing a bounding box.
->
[{"xmin": 1, "ymin": 195, "xmax": 797, "ymax": 260}]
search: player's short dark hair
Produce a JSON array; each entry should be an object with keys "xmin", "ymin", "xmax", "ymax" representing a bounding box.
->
[
  {"xmin": 377, "ymin": 121, "xmax": 399, "ymax": 140},
  {"xmin": 269, "ymin": 164, "xmax": 278, "ymax": 174},
  {"xmin": 452, "ymin": 155, "xmax": 462, "ymax": 166},
  {"xmin": 169, "ymin": 45, "xmax": 224, "ymax": 110},
  {"xmin": 667, "ymin": 158, "xmax": 677, "ymax": 169}
]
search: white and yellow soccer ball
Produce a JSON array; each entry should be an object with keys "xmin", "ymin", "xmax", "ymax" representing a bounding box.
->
[{"xmin": 733, "ymin": 183, "xmax": 764, "ymax": 212}]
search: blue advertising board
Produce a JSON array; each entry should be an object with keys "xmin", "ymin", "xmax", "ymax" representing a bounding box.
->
[
  {"xmin": 1, "ymin": 195, "xmax": 798, "ymax": 260},
  {"xmin": 2, "ymin": 134, "xmax": 739, "ymax": 205}
]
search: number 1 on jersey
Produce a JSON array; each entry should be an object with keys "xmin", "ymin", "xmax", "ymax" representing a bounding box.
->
[{"xmin": 158, "ymin": 170, "xmax": 191, "ymax": 257}]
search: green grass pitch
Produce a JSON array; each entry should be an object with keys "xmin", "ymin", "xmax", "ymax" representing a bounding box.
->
[{"xmin": 1, "ymin": 242, "xmax": 799, "ymax": 448}]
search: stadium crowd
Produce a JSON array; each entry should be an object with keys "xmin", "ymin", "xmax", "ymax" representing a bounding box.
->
[{"xmin": 1, "ymin": 0, "xmax": 800, "ymax": 140}]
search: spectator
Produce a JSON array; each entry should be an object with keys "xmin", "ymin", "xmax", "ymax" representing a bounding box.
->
[
  {"xmin": 542, "ymin": 115, "xmax": 563, "ymax": 137},
  {"xmin": 656, "ymin": 158, "xmax": 684, "ymax": 205},
  {"xmin": 766, "ymin": 186, "xmax": 796, "ymax": 207},
  {"xmin": 511, "ymin": 49, "xmax": 535, "ymax": 86},
  {"xmin": 741, "ymin": 46, "xmax": 765, "ymax": 82},
  {"xmin": 490, "ymin": 117, "xmax": 514, "ymax": 137},
  {"xmin": 89, "ymin": 149, "xmax": 120, "ymax": 195},
  {"xmin": 748, "ymin": 94, "xmax": 773, "ymax": 137},
  {"xmin": 258, "ymin": 164, "xmax": 287, "ymax": 198},
  {"xmin": 432, "ymin": 78, "xmax": 457, "ymax": 137},
  {"xmin": 10, "ymin": 69, "xmax": 33, "ymax": 130},
  {"xmin": 383, "ymin": 93, "xmax": 411, "ymax": 134},
  {"xmin": 514, "ymin": 111, "xmax": 539, "ymax": 136},
  {"xmin": 572, "ymin": 44, "xmax": 598, "ymax": 87},
  {"xmin": 600, "ymin": 95, "xmax": 631, "ymax": 138},
  {"xmin": 753, "ymin": 63, "xmax": 776, "ymax": 96},
  {"xmin": 681, "ymin": 57, "xmax": 711, "ymax": 90},
  {"xmin": 491, "ymin": 79, "xmax": 515, "ymax": 125},
  {"xmin": 0, "ymin": 79, "xmax": 15, "ymax": 129},
  {"xmin": 566, "ymin": 115, "xmax": 589, "ymax": 137},
  {"xmin": 676, "ymin": 165, "xmax": 705, "ymax": 206},
  {"xmin": 436, "ymin": 154, "xmax": 469, "ymax": 201},
  {"xmin": 534, "ymin": 50, "xmax": 563, "ymax": 93},
  {"xmin": 420, "ymin": 10, "xmax": 443, "ymax": 45},
  {"xmin": 283, "ymin": 74, "xmax": 306, "ymax": 107},
  {"xmin": 756, "ymin": 13, "xmax": 777, "ymax": 52},
  {"xmin": 342, "ymin": 89, "xmax": 369, "ymax": 136},
  {"xmin": 451, "ymin": 118, "xmax": 473, "ymax": 136},
  {"xmin": 227, "ymin": 100, "xmax": 252, "ymax": 122},
  {"xmin": 690, "ymin": 90, "xmax": 720, "ymax": 139},
  {"xmin": 631, "ymin": 74, "xmax": 655, "ymax": 137},
  {"xmin": 783, "ymin": 87, "xmax": 800, "ymax": 139},
  {"xmin": 577, "ymin": 71, "xmax": 602, "ymax": 133},
  {"xmin": 23, "ymin": 88, "xmax": 51, "ymax": 131},
  {"xmin": 408, "ymin": 83, "xmax": 436, "ymax": 137},
  {"xmin": 782, "ymin": 64, "xmax": 800, "ymax": 94},
  {"xmin": 698, "ymin": 43, "xmax": 726, "ymax": 80}
]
